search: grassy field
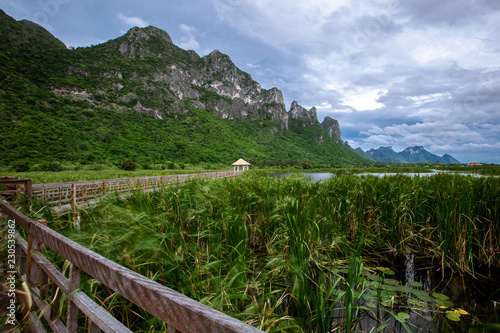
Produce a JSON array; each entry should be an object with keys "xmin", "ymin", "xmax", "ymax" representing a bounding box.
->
[
  {"xmin": 0, "ymin": 167, "xmax": 233, "ymax": 184},
  {"xmin": 24, "ymin": 172, "xmax": 499, "ymax": 332},
  {"xmin": 2, "ymin": 165, "xmax": 499, "ymax": 184}
]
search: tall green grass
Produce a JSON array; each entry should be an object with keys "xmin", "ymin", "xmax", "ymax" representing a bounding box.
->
[{"xmin": 31, "ymin": 173, "xmax": 499, "ymax": 331}]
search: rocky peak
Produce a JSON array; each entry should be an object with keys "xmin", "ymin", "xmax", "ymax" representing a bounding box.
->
[
  {"xmin": 125, "ymin": 26, "xmax": 173, "ymax": 43},
  {"xmin": 118, "ymin": 26, "xmax": 173, "ymax": 58},
  {"xmin": 289, "ymin": 101, "xmax": 317, "ymax": 122},
  {"xmin": 203, "ymin": 50, "xmax": 234, "ymax": 71},
  {"xmin": 0, "ymin": 11, "xmax": 66, "ymax": 49},
  {"xmin": 403, "ymin": 146, "xmax": 425, "ymax": 154},
  {"xmin": 321, "ymin": 116, "xmax": 342, "ymax": 144}
]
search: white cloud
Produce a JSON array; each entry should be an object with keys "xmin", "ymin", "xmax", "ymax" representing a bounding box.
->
[
  {"xmin": 176, "ymin": 24, "xmax": 202, "ymax": 52},
  {"xmin": 117, "ymin": 13, "xmax": 149, "ymax": 28},
  {"xmin": 180, "ymin": 23, "xmax": 196, "ymax": 34},
  {"xmin": 342, "ymin": 88, "xmax": 387, "ymax": 111},
  {"xmin": 178, "ymin": 37, "xmax": 200, "ymax": 51}
]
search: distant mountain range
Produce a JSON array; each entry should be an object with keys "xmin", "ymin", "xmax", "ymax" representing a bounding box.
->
[{"xmin": 355, "ymin": 146, "xmax": 460, "ymax": 164}]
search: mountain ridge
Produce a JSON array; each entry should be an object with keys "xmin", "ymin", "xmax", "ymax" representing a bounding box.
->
[
  {"xmin": 0, "ymin": 10, "xmax": 370, "ymax": 167},
  {"xmin": 358, "ymin": 146, "xmax": 460, "ymax": 164}
]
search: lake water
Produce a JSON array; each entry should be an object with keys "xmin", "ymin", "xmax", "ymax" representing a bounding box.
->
[{"xmin": 269, "ymin": 170, "xmax": 489, "ymax": 181}]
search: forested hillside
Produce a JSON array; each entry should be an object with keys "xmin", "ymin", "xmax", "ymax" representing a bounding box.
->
[{"xmin": 0, "ymin": 9, "xmax": 370, "ymax": 168}]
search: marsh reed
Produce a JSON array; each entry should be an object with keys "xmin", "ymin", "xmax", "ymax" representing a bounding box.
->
[{"xmin": 33, "ymin": 173, "xmax": 499, "ymax": 331}]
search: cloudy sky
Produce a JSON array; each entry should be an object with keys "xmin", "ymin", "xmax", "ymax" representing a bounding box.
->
[{"xmin": 2, "ymin": 0, "xmax": 500, "ymax": 163}]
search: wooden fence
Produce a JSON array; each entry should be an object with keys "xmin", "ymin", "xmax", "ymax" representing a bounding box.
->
[
  {"xmin": 31, "ymin": 171, "xmax": 242, "ymax": 206},
  {"xmin": 0, "ymin": 180, "xmax": 263, "ymax": 332},
  {"xmin": 0, "ymin": 177, "xmax": 32, "ymax": 206}
]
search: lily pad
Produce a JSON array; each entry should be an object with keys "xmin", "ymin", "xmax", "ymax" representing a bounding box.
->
[
  {"xmin": 384, "ymin": 278, "xmax": 400, "ymax": 286},
  {"xmin": 435, "ymin": 299, "xmax": 454, "ymax": 308},
  {"xmin": 446, "ymin": 311, "xmax": 461, "ymax": 321},
  {"xmin": 408, "ymin": 281, "xmax": 423, "ymax": 287},
  {"xmin": 397, "ymin": 312, "xmax": 410, "ymax": 320},
  {"xmin": 413, "ymin": 291, "xmax": 434, "ymax": 302},
  {"xmin": 396, "ymin": 285, "xmax": 413, "ymax": 293},
  {"xmin": 382, "ymin": 284, "xmax": 398, "ymax": 292},
  {"xmin": 376, "ymin": 267, "xmax": 396, "ymax": 275},
  {"xmin": 408, "ymin": 298, "xmax": 423, "ymax": 306},
  {"xmin": 431, "ymin": 292, "xmax": 450, "ymax": 300}
]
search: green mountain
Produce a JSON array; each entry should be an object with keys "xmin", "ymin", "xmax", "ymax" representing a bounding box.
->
[
  {"xmin": 360, "ymin": 146, "xmax": 460, "ymax": 164},
  {"xmin": 0, "ymin": 10, "xmax": 371, "ymax": 168}
]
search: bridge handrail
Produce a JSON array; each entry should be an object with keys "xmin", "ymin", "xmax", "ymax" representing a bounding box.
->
[
  {"xmin": 0, "ymin": 198, "xmax": 262, "ymax": 332},
  {"xmin": 30, "ymin": 171, "xmax": 242, "ymax": 205}
]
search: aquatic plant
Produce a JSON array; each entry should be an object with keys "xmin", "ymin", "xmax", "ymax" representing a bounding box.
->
[{"xmin": 26, "ymin": 173, "xmax": 499, "ymax": 331}]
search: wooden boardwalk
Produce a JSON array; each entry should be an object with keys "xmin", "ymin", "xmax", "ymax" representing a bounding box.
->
[
  {"xmin": 31, "ymin": 171, "xmax": 242, "ymax": 207},
  {"xmin": 0, "ymin": 172, "xmax": 263, "ymax": 332}
]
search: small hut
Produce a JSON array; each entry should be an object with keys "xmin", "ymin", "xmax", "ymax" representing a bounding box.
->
[
  {"xmin": 467, "ymin": 161, "xmax": 482, "ymax": 166},
  {"xmin": 232, "ymin": 158, "xmax": 250, "ymax": 171}
]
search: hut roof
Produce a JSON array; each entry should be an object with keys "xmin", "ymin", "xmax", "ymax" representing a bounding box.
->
[
  {"xmin": 467, "ymin": 161, "xmax": 482, "ymax": 166},
  {"xmin": 232, "ymin": 158, "xmax": 251, "ymax": 166}
]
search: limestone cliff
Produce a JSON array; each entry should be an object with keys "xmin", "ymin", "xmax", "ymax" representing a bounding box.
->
[{"xmin": 321, "ymin": 116, "xmax": 343, "ymax": 144}]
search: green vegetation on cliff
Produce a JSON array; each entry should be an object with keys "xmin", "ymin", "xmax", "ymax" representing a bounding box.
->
[{"xmin": 0, "ymin": 9, "xmax": 370, "ymax": 168}]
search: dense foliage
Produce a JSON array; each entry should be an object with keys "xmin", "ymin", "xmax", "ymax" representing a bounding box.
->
[
  {"xmin": 0, "ymin": 10, "xmax": 371, "ymax": 169},
  {"xmin": 32, "ymin": 174, "xmax": 499, "ymax": 332}
]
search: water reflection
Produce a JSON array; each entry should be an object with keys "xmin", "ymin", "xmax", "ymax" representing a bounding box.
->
[{"xmin": 269, "ymin": 171, "xmax": 490, "ymax": 182}]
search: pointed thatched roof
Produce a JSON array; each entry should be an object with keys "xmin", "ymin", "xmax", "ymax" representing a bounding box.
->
[{"xmin": 232, "ymin": 158, "xmax": 251, "ymax": 166}]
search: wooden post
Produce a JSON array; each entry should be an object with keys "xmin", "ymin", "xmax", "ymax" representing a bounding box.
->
[
  {"xmin": 103, "ymin": 180, "xmax": 106, "ymax": 195},
  {"xmin": 26, "ymin": 232, "xmax": 33, "ymax": 286},
  {"xmin": 25, "ymin": 178, "xmax": 33, "ymax": 207},
  {"xmin": 51, "ymin": 282, "xmax": 61, "ymax": 322},
  {"xmin": 37, "ymin": 220, "xmax": 49, "ymax": 298},
  {"xmin": 88, "ymin": 320, "xmax": 102, "ymax": 333},
  {"xmin": 67, "ymin": 264, "xmax": 81, "ymax": 333}
]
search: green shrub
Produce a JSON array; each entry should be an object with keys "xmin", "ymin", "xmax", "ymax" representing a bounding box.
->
[
  {"xmin": 166, "ymin": 161, "xmax": 176, "ymax": 170},
  {"xmin": 14, "ymin": 162, "xmax": 30, "ymax": 172},
  {"xmin": 39, "ymin": 162, "xmax": 63, "ymax": 172},
  {"xmin": 120, "ymin": 159, "xmax": 137, "ymax": 171}
]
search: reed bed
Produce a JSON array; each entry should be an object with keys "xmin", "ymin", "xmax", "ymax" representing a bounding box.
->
[{"xmin": 35, "ymin": 173, "xmax": 499, "ymax": 332}]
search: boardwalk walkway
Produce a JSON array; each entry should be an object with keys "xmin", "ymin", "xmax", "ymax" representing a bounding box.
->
[
  {"xmin": 32, "ymin": 171, "xmax": 242, "ymax": 208},
  {"xmin": 0, "ymin": 171, "xmax": 262, "ymax": 332}
]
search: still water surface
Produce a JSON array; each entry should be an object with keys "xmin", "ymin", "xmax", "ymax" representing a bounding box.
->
[{"xmin": 269, "ymin": 170, "xmax": 489, "ymax": 181}]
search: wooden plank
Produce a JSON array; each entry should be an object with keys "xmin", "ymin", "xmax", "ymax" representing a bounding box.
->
[
  {"xmin": 88, "ymin": 320, "xmax": 102, "ymax": 333},
  {"xmin": 28, "ymin": 311, "xmax": 48, "ymax": 333},
  {"xmin": 66, "ymin": 264, "xmax": 81, "ymax": 333},
  {"xmin": 167, "ymin": 326, "xmax": 181, "ymax": 333},
  {"xmin": 72, "ymin": 291, "xmax": 133, "ymax": 333},
  {"xmin": 27, "ymin": 244, "xmax": 70, "ymax": 294},
  {"xmin": 1, "ymin": 199, "xmax": 263, "ymax": 333},
  {"xmin": 27, "ymin": 284, "xmax": 66, "ymax": 333},
  {"xmin": 19, "ymin": 232, "xmax": 131, "ymax": 332}
]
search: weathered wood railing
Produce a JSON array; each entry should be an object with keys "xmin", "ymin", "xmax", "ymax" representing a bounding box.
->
[
  {"xmin": 31, "ymin": 171, "xmax": 242, "ymax": 206},
  {"xmin": 0, "ymin": 177, "xmax": 32, "ymax": 206},
  {"xmin": 0, "ymin": 198, "xmax": 263, "ymax": 332}
]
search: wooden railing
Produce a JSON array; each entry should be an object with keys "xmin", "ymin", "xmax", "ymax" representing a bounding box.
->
[
  {"xmin": 0, "ymin": 177, "xmax": 32, "ymax": 206},
  {"xmin": 0, "ymin": 198, "xmax": 263, "ymax": 332},
  {"xmin": 31, "ymin": 171, "xmax": 242, "ymax": 206}
]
